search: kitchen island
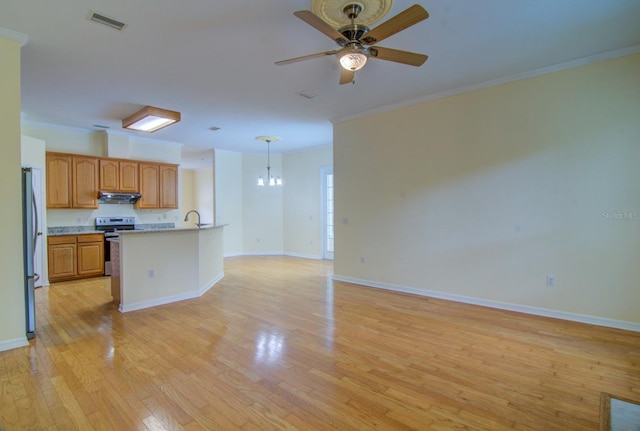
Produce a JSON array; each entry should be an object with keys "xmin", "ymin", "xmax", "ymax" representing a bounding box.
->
[{"xmin": 110, "ymin": 225, "xmax": 224, "ymax": 312}]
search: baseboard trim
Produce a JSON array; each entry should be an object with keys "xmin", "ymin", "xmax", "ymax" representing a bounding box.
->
[
  {"xmin": 226, "ymin": 252, "xmax": 324, "ymax": 260},
  {"xmin": 0, "ymin": 337, "xmax": 30, "ymax": 352},
  {"xmin": 284, "ymin": 252, "xmax": 322, "ymax": 260},
  {"xmin": 332, "ymin": 275, "xmax": 640, "ymax": 332},
  {"xmin": 120, "ymin": 272, "xmax": 224, "ymax": 313},
  {"xmin": 199, "ymin": 273, "xmax": 224, "ymax": 296}
]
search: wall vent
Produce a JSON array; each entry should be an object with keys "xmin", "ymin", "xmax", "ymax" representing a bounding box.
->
[{"xmin": 89, "ymin": 12, "xmax": 127, "ymax": 31}]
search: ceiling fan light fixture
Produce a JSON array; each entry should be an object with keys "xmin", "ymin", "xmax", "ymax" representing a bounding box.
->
[
  {"xmin": 338, "ymin": 48, "xmax": 368, "ymax": 71},
  {"xmin": 122, "ymin": 106, "xmax": 181, "ymax": 133}
]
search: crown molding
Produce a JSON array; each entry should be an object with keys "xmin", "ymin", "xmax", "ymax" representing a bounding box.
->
[
  {"xmin": 332, "ymin": 45, "xmax": 640, "ymax": 125},
  {"xmin": 0, "ymin": 26, "xmax": 28, "ymax": 46}
]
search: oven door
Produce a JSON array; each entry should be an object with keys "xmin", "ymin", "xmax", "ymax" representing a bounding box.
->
[{"xmin": 103, "ymin": 232, "xmax": 118, "ymax": 276}]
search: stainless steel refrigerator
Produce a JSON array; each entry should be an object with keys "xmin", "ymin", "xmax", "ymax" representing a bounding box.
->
[{"xmin": 22, "ymin": 167, "xmax": 40, "ymax": 339}]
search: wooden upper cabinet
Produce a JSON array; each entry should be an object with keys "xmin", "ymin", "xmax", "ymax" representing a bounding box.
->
[
  {"xmin": 46, "ymin": 152, "xmax": 174, "ymax": 210},
  {"xmin": 46, "ymin": 153, "xmax": 72, "ymax": 208},
  {"xmin": 137, "ymin": 163, "xmax": 160, "ymax": 209},
  {"xmin": 160, "ymin": 164, "xmax": 178, "ymax": 209},
  {"xmin": 72, "ymin": 156, "xmax": 99, "ymax": 209},
  {"xmin": 119, "ymin": 161, "xmax": 139, "ymax": 192},
  {"xmin": 99, "ymin": 159, "xmax": 119, "ymax": 191},
  {"xmin": 99, "ymin": 159, "xmax": 139, "ymax": 192}
]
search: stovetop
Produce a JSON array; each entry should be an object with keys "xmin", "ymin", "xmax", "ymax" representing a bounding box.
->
[{"xmin": 95, "ymin": 216, "xmax": 136, "ymax": 231}]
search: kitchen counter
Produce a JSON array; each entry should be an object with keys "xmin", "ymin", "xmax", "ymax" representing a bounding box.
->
[
  {"xmin": 48, "ymin": 222, "xmax": 177, "ymax": 236},
  {"xmin": 112, "ymin": 225, "xmax": 224, "ymax": 312},
  {"xmin": 48, "ymin": 227, "xmax": 102, "ymax": 236},
  {"xmin": 117, "ymin": 224, "xmax": 226, "ymax": 235}
]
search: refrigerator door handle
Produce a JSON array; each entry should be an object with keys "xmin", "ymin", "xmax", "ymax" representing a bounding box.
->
[{"xmin": 32, "ymin": 189, "xmax": 39, "ymax": 251}]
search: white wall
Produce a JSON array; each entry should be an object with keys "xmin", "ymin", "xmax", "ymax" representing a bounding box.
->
[
  {"xmin": 242, "ymin": 154, "xmax": 284, "ymax": 254},
  {"xmin": 195, "ymin": 167, "xmax": 215, "ymax": 225},
  {"xmin": 283, "ymin": 146, "xmax": 333, "ymax": 258},
  {"xmin": 22, "ymin": 123, "xmax": 104, "ymax": 156},
  {"xmin": 180, "ymin": 169, "xmax": 196, "ymax": 228},
  {"xmin": 333, "ymin": 53, "xmax": 640, "ymax": 326},
  {"xmin": 215, "ymin": 147, "xmax": 332, "ymax": 258},
  {"xmin": 215, "ymin": 150, "xmax": 243, "ymax": 256},
  {"xmin": 0, "ymin": 33, "xmax": 28, "ymax": 350}
]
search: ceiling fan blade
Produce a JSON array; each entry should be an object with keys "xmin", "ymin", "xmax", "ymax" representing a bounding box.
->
[
  {"xmin": 275, "ymin": 50, "xmax": 338, "ymax": 66},
  {"xmin": 370, "ymin": 46, "xmax": 428, "ymax": 66},
  {"xmin": 361, "ymin": 4, "xmax": 429, "ymax": 45},
  {"xmin": 293, "ymin": 10, "xmax": 347, "ymax": 44},
  {"xmin": 339, "ymin": 68, "xmax": 355, "ymax": 85}
]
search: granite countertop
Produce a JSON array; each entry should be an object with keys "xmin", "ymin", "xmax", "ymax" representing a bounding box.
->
[
  {"xmin": 48, "ymin": 222, "xmax": 177, "ymax": 236},
  {"xmin": 117, "ymin": 224, "xmax": 226, "ymax": 235},
  {"xmin": 47, "ymin": 227, "xmax": 102, "ymax": 236}
]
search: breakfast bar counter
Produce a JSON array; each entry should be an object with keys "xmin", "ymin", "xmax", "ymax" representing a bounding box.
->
[{"xmin": 111, "ymin": 225, "xmax": 224, "ymax": 312}]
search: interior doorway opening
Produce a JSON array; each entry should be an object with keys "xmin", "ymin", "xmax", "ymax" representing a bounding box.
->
[{"xmin": 321, "ymin": 167, "xmax": 334, "ymax": 260}]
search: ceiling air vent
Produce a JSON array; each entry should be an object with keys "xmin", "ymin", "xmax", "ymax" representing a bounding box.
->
[
  {"xmin": 297, "ymin": 91, "xmax": 317, "ymax": 100},
  {"xmin": 89, "ymin": 12, "xmax": 127, "ymax": 31}
]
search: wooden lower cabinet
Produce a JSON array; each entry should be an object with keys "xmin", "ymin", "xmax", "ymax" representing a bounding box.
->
[
  {"xmin": 48, "ymin": 234, "xmax": 104, "ymax": 282},
  {"xmin": 48, "ymin": 236, "xmax": 76, "ymax": 280}
]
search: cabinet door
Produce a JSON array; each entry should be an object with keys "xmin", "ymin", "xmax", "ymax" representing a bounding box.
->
[
  {"xmin": 99, "ymin": 159, "xmax": 119, "ymax": 191},
  {"xmin": 119, "ymin": 161, "xmax": 139, "ymax": 192},
  {"xmin": 46, "ymin": 153, "xmax": 72, "ymax": 208},
  {"xmin": 138, "ymin": 163, "xmax": 159, "ymax": 209},
  {"xmin": 160, "ymin": 164, "xmax": 178, "ymax": 209},
  {"xmin": 48, "ymin": 243, "xmax": 77, "ymax": 281},
  {"xmin": 77, "ymin": 242, "xmax": 104, "ymax": 276},
  {"xmin": 72, "ymin": 156, "xmax": 99, "ymax": 209}
]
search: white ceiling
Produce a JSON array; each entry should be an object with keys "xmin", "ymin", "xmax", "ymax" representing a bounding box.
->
[{"xmin": 2, "ymin": 0, "xmax": 640, "ymax": 157}]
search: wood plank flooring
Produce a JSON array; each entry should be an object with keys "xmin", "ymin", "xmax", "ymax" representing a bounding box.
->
[{"xmin": 1, "ymin": 255, "xmax": 639, "ymax": 430}]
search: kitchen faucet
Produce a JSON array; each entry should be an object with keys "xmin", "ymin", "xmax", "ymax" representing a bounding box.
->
[{"xmin": 184, "ymin": 210, "xmax": 201, "ymax": 227}]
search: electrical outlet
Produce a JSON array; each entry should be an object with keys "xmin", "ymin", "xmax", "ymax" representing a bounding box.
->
[
  {"xmin": 148, "ymin": 269, "xmax": 155, "ymax": 278},
  {"xmin": 546, "ymin": 275, "xmax": 556, "ymax": 287}
]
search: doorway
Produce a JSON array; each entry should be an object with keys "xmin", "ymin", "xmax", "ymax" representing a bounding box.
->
[{"xmin": 321, "ymin": 167, "xmax": 334, "ymax": 260}]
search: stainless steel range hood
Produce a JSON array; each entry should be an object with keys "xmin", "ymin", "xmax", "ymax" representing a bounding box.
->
[{"xmin": 98, "ymin": 191, "xmax": 142, "ymax": 204}]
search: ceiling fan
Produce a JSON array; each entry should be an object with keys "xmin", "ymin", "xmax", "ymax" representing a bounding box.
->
[{"xmin": 275, "ymin": 3, "xmax": 429, "ymax": 85}]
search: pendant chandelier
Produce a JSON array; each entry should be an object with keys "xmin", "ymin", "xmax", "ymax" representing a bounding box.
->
[{"xmin": 256, "ymin": 136, "xmax": 283, "ymax": 186}]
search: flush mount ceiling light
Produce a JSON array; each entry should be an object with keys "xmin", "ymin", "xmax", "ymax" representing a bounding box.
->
[
  {"xmin": 122, "ymin": 106, "xmax": 181, "ymax": 133},
  {"xmin": 256, "ymin": 136, "xmax": 283, "ymax": 187}
]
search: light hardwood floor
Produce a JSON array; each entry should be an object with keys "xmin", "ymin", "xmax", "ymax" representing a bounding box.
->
[{"xmin": 1, "ymin": 256, "xmax": 639, "ymax": 430}]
